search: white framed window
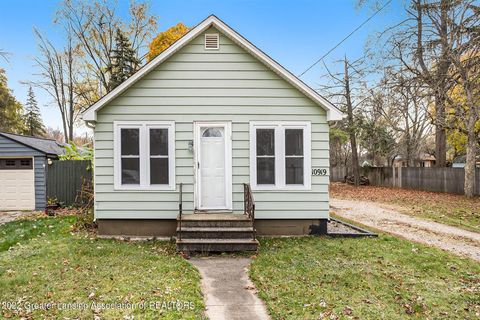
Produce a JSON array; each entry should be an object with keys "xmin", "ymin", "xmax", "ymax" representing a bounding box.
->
[
  {"xmin": 114, "ymin": 121, "xmax": 175, "ymax": 191},
  {"xmin": 249, "ymin": 121, "xmax": 311, "ymax": 190}
]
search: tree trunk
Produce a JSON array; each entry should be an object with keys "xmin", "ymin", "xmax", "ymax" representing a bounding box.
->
[
  {"xmin": 405, "ymin": 138, "xmax": 411, "ymax": 167},
  {"xmin": 414, "ymin": 0, "xmax": 448, "ymax": 167},
  {"xmin": 434, "ymin": 0, "xmax": 449, "ymax": 168},
  {"xmin": 344, "ymin": 58, "xmax": 360, "ymax": 186},
  {"xmin": 435, "ymin": 94, "xmax": 447, "ymax": 167},
  {"xmin": 68, "ymin": 121, "xmax": 74, "ymax": 143},
  {"xmin": 62, "ymin": 117, "xmax": 69, "ymax": 144},
  {"xmin": 405, "ymin": 108, "xmax": 411, "ymax": 167},
  {"xmin": 349, "ymin": 127, "xmax": 360, "ymax": 185},
  {"xmin": 464, "ymin": 112, "xmax": 477, "ymax": 198}
]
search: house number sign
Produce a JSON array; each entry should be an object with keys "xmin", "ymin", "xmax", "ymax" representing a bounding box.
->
[{"xmin": 312, "ymin": 168, "xmax": 328, "ymax": 176}]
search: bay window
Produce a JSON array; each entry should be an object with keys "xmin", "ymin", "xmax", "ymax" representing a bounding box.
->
[
  {"xmin": 114, "ymin": 121, "xmax": 175, "ymax": 190},
  {"xmin": 250, "ymin": 121, "xmax": 311, "ymax": 190}
]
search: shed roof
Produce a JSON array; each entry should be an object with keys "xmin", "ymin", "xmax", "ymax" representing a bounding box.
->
[
  {"xmin": 453, "ymin": 155, "xmax": 480, "ymax": 164},
  {"xmin": 0, "ymin": 132, "xmax": 65, "ymax": 156},
  {"xmin": 82, "ymin": 15, "xmax": 344, "ymax": 122}
]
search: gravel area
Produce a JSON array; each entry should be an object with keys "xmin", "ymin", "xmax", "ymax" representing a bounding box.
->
[
  {"xmin": 331, "ymin": 198, "xmax": 480, "ymax": 261},
  {"xmin": 327, "ymin": 219, "xmax": 365, "ymax": 234}
]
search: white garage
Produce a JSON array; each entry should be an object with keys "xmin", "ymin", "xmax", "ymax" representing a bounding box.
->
[{"xmin": 0, "ymin": 158, "xmax": 35, "ymax": 210}]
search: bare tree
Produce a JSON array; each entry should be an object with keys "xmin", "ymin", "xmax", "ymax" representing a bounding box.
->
[
  {"xmin": 33, "ymin": 28, "xmax": 79, "ymax": 143},
  {"xmin": 344, "ymin": 58, "xmax": 361, "ymax": 184},
  {"xmin": 45, "ymin": 127, "xmax": 66, "ymax": 143},
  {"xmin": 319, "ymin": 57, "xmax": 367, "ymax": 185},
  {"xmin": 31, "ymin": 0, "xmax": 157, "ymax": 141},
  {"xmin": 441, "ymin": 1, "xmax": 480, "ymax": 197},
  {"xmin": 0, "ymin": 49, "xmax": 9, "ymax": 62},
  {"xmin": 373, "ymin": 68, "xmax": 432, "ymax": 166},
  {"xmin": 356, "ymin": 86, "xmax": 397, "ymax": 166},
  {"xmin": 56, "ymin": 0, "xmax": 157, "ymax": 96},
  {"xmin": 367, "ymin": 0, "xmax": 479, "ymax": 196},
  {"xmin": 384, "ymin": 0, "xmax": 460, "ymax": 167}
]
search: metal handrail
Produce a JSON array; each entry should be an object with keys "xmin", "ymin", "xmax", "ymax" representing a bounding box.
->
[
  {"xmin": 243, "ymin": 183, "xmax": 256, "ymax": 240},
  {"xmin": 178, "ymin": 183, "xmax": 183, "ymax": 240}
]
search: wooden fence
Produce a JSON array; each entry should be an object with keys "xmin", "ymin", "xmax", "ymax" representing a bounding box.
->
[
  {"xmin": 47, "ymin": 160, "xmax": 93, "ymax": 206},
  {"xmin": 330, "ymin": 166, "xmax": 480, "ymax": 195}
]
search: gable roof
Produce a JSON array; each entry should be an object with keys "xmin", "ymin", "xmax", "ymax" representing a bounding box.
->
[
  {"xmin": 0, "ymin": 132, "xmax": 65, "ymax": 156},
  {"xmin": 82, "ymin": 15, "xmax": 344, "ymax": 122}
]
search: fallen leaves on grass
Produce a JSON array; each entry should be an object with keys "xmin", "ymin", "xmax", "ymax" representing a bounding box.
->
[
  {"xmin": 342, "ymin": 306, "xmax": 353, "ymax": 315},
  {"xmin": 330, "ymin": 182, "xmax": 479, "ymax": 208},
  {"xmin": 330, "ymin": 182, "xmax": 480, "ymax": 232}
]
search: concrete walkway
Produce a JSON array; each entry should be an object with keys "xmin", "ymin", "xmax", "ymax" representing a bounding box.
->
[{"xmin": 190, "ymin": 257, "xmax": 270, "ymax": 320}]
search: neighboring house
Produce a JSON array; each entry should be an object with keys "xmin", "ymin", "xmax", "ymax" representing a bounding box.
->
[
  {"xmin": 82, "ymin": 15, "xmax": 343, "ymax": 250},
  {"xmin": 393, "ymin": 154, "xmax": 436, "ymax": 168},
  {"xmin": 452, "ymin": 155, "xmax": 480, "ymax": 168},
  {"xmin": 0, "ymin": 132, "xmax": 65, "ymax": 211}
]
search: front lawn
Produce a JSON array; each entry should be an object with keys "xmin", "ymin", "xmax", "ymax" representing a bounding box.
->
[
  {"xmin": 0, "ymin": 216, "xmax": 204, "ymax": 319},
  {"xmin": 250, "ymin": 236, "xmax": 480, "ymax": 319},
  {"xmin": 330, "ymin": 182, "xmax": 480, "ymax": 233}
]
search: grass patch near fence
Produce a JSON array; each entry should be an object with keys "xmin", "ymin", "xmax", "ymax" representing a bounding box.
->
[
  {"xmin": 0, "ymin": 216, "xmax": 74, "ymax": 252},
  {"xmin": 0, "ymin": 217, "xmax": 204, "ymax": 319},
  {"xmin": 330, "ymin": 182, "xmax": 480, "ymax": 233},
  {"xmin": 250, "ymin": 236, "xmax": 480, "ymax": 320}
]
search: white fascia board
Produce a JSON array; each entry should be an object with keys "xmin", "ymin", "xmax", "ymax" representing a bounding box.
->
[{"xmin": 82, "ymin": 15, "xmax": 344, "ymax": 122}]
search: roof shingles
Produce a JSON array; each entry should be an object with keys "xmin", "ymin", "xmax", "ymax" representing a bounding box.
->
[{"xmin": 0, "ymin": 132, "xmax": 65, "ymax": 156}]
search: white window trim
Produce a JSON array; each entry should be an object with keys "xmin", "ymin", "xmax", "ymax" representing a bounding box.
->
[
  {"xmin": 249, "ymin": 121, "xmax": 311, "ymax": 191},
  {"xmin": 114, "ymin": 121, "xmax": 175, "ymax": 191}
]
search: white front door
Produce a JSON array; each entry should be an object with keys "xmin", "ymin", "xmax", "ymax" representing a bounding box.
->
[{"xmin": 195, "ymin": 122, "xmax": 232, "ymax": 211}]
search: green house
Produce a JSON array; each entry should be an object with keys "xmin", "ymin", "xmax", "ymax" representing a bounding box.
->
[{"xmin": 82, "ymin": 15, "xmax": 343, "ymax": 250}]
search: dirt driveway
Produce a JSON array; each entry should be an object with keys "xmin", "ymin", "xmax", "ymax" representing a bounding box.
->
[{"xmin": 331, "ymin": 198, "xmax": 480, "ymax": 262}]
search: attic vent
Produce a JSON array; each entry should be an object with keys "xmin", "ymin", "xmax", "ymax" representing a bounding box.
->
[{"xmin": 204, "ymin": 33, "xmax": 219, "ymax": 50}]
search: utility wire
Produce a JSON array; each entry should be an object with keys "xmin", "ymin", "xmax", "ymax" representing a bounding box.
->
[{"xmin": 298, "ymin": 0, "xmax": 393, "ymax": 78}]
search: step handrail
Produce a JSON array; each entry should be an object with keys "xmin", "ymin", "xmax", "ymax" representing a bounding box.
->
[
  {"xmin": 178, "ymin": 183, "xmax": 183, "ymax": 240},
  {"xmin": 243, "ymin": 183, "xmax": 256, "ymax": 240}
]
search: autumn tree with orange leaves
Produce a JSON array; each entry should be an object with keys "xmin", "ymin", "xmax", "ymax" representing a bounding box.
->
[{"xmin": 148, "ymin": 23, "xmax": 190, "ymax": 61}]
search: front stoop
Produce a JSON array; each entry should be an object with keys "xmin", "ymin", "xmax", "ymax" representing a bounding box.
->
[{"xmin": 176, "ymin": 213, "xmax": 259, "ymax": 252}]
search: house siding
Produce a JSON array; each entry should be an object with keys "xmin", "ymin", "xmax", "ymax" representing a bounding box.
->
[
  {"xmin": 94, "ymin": 27, "xmax": 330, "ymax": 220},
  {"xmin": 0, "ymin": 135, "xmax": 47, "ymax": 210}
]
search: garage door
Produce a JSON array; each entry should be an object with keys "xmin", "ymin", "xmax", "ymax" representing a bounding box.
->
[{"xmin": 0, "ymin": 158, "xmax": 35, "ymax": 210}]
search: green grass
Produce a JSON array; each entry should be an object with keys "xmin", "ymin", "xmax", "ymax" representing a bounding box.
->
[
  {"xmin": 0, "ymin": 217, "xmax": 205, "ymax": 319},
  {"xmin": 405, "ymin": 202, "xmax": 480, "ymax": 233},
  {"xmin": 0, "ymin": 216, "xmax": 75, "ymax": 252},
  {"xmin": 250, "ymin": 236, "xmax": 480, "ymax": 320}
]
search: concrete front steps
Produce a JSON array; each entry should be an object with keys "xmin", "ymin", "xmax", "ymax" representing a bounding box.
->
[{"xmin": 176, "ymin": 213, "xmax": 259, "ymax": 252}]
